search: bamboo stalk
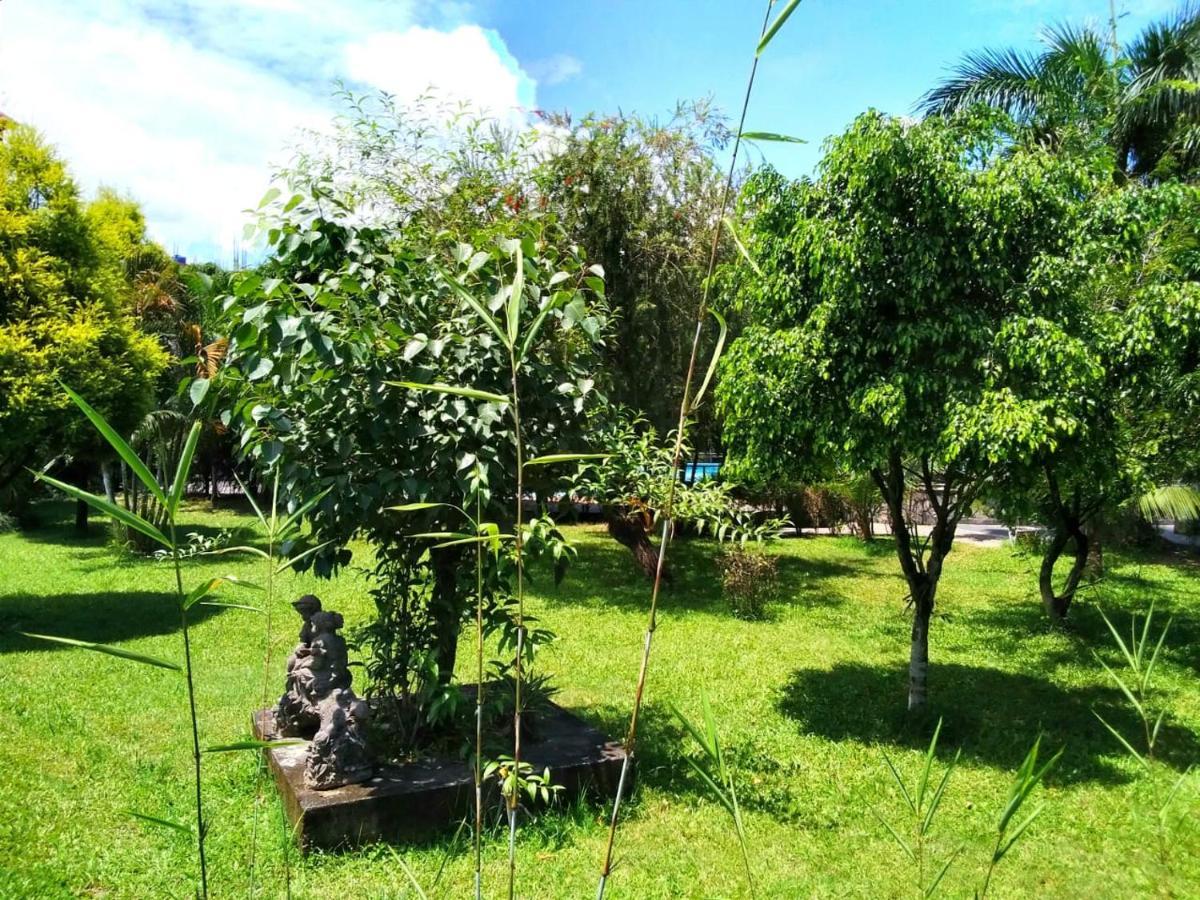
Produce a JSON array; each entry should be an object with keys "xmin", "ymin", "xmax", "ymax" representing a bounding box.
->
[{"xmin": 596, "ymin": 3, "xmax": 775, "ymax": 895}]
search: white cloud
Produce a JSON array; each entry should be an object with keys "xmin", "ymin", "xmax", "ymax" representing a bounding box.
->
[
  {"xmin": 530, "ymin": 53, "xmax": 584, "ymax": 87},
  {"xmin": 0, "ymin": 0, "xmax": 538, "ymax": 263}
]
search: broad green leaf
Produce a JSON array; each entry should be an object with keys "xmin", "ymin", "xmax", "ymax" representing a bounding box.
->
[
  {"xmin": 739, "ymin": 131, "xmax": 807, "ymax": 144},
  {"xmin": 433, "ymin": 263, "xmax": 509, "ymax": 348},
  {"xmin": 689, "ymin": 308, "xmax": 728, "ymax": 413},
  {"xmin": 18, "ymin": 631, "xmax": 179, "ymax": 671},
  {"xmin": 723, "ymin": 217, "xmax": 763, "ymax": 277},
  {"xmin": 126, "ymin": 810, "xmax": 192, "ymax": 835},
  {"xmin": 167, "ymin": 421, "xmax": 202, "ymax": 518},
  {"xmin": 189, "ymin": 377, "xmax": 211, "ymax": 407},
  {"xmin": 757, "ymin": 0, "xmax": 803, "ymax": 56},
  {"xmin": 524, "ymin": 453, "xmax": 611, "ymax": 466},
  {"xmin": 32, "ymin": 473, "xmax": 171, "ymax": 549},
  {"xmin": 387, "ymin": 381, "xmax": 509, "ymax": 405},
  {"xmin": 61, "ymin": 384, "xmax": 167, "ymax": 507}
]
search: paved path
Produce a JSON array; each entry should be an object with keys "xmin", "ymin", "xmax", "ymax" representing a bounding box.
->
[{"xmin": 792, "ymin": 520, "xmax": 1018, "ymax": 547}]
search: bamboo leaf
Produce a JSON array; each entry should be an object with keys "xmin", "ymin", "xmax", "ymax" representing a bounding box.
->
[
  {"xmin": 924, "ymin": 845, "xmax": 961, "ymax": 897},
  {"xmin": 739, "ymin": 130, "xmax": 808, "ymax": 144},
  {"xmin": 17, "ymin": 631, "xmax": 180, "ymax": 671},
  {"xmin": 688, "ymin": 308, "xmax": 728, "ymax": 414},
  {"xmin": 233, "ymin": 473, "xmax": 269, "ymax": 531},
  {"xmin": 881, "ymin": 750, "xmax": 916, "ymax": 815},
  {"xmin": 995, "ymin": 806, "xmax": 1044, "ymax": 861},
  {"xmin": 275, "ymin": 539, "xmax": 335, "ymax": 575},
  {"xmin": 204, "ymin": 739, "xmax": 305, "ymax": 752},
  {"xmin": 757, "ymin": 0, "xmax": 803, "ymax": 56},
  {"xmin": 388, "ymin": 502, "xmax": 457, "ymax": 513},
  {"xmin": 387, "ymin": 847, "xmax": 430, "ymax": 900},
  {"xmin": 524, "ymin": 453, "xmax": 611, "ymax": 466},
  {"xmin": 922, "ymin": 750, "xmax": 958, "ymax": 835},
  {"xmin": 434, "ymin": 263, "xmax": 509, "ymax": 348},
  {"xmin": 167, "ymin": 420, "xmax": 202, "ymax": 518},
  {"xmin": 280, "ymin": 486, "xmax": 332, "ymax": 536},
  {"xmin": 506, "ymin": 242, "xmax": 524, "ymax": 346},
  {"xmin": 207, "ymin": 544, "xmax": 272, "ymax": 560},
  {"xmin": 431, "ymin": 534, "xmax": 515, "ymax": 550},
  {"xmin": 871, "ymin": 807, "xmax": 915, "ymax": 861},
  {"xmin": 198, "ymin": 601, "xmax": 263, "ymax": 613},
  {"xmin": 60, "ymin": 384, "xmax": 167, "ymax": 507},
  {"xmin": 1093, "ymin": 710, "xmax": 1148, "ymax": 768},
  {"xmin": 723, "ymin": 217, "xmax": 763, "ymax": 277},
  {"xmin": 32, "ymin": 472, "xmax": 171, "ymax": 549},
  {"xmin": 126, "ymin": 810, "xmax": 192, "ymax": 835},
  {"xmin": 387, "ymin": 380, "xmax": 509, "ymax": 405},
  {"xmin": 184, "ymin": 575, "xmax": 261, "ymax": 611},
  {"xmin": 520, "ymin": 293, "xmax": 568, "ymax": 361}
]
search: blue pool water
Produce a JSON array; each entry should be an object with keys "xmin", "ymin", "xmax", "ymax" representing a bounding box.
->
[{"xmin": 682, "ymin": 461, "xmax": 721, "ymax": 481}]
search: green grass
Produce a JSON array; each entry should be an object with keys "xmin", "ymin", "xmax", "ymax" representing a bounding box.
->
[{"xmin": 2, "ymin": 502, "xmax": 1199, "ymax": 898}]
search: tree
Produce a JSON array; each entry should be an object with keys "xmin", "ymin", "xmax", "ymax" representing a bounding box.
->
[
  {"xmin": 717, "ymin": 111, "xmax": 1097, "ymax": 709},
  {"xmin": 990, "ymin": 179, "xmax": 1200, "ymax": 621},
  {"xmin": 920, "ymin": 5, "xmax": 1200, "ymax": 180},
  {"xmin": 0, "ymin": 123, "xmax": 167, "ymax": 517},
  {"xmin": 534, "ymin": 103, "xmax": 734, "ymax": 438},
  {"xmin": 218, "ymin": 96, "xmax": 607, "ymax": 746}
]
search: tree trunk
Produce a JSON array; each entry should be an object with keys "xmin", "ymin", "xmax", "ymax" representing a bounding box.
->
[
  {"xmin": 1039, "ymin": 523, "xmax": 1088, "ymax": 622},
  {"xmin": 75, "ymin": 498, "xmax": 89, "ymax": 534},
  {"xmin": 209, "ymin": 460, "xmax": 219, "ymax": 509},
  {"xmin": 909, "ymin": 586, "xmax": 933, "ymax": 711},
  {"xmin": 606, "ymin": 504, "xmax": 667, "ymax": 581},
  {"xmin": 430, "ymin": 547, "xmax": 463, "ymax": 685}
]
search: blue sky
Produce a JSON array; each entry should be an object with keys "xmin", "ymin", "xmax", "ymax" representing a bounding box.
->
[{"xmin": 0, "ymin": 1, "xmax": 1175, "ymax": 263}]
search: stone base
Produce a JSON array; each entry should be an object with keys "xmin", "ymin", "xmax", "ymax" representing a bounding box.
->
[{"xmin": 252, "ymin": 700, "xmax": 627, "ymax": 851}]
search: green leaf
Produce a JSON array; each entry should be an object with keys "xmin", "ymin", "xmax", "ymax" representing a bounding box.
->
[
  {"xmin": 126, "ymin": 810, "xmax": 192, "ymax": 836},
  {"xmin": 1093, "ymin": 710, "xmax": 1148, "ymax": 768},
  {"xmin": 881, "ymin": 750, "xmax": 916, "ymax": 815},
  {"xmin": 274, "ymin": 539, "xmax": 335, "ymax": 575},
  {"xmin": 32, "ymin": 472, "xmax": 171, "ymax": 549},
  {"xmin": 388, "ymin": 502, "xmax": 457, "ymax": 513},
  {"xmin": 757, "ymin": 0, "xmax": 803, "ymax": 56},
  {"xmin": 204, "ymin": 739, "xmax": 305, "ymax": 753},
  {"xmin": 924, "ymin": 846, "xmax": 961, "ymax": 897},
  {"xmin": 183, "ymin": 575, "xmax": 261, "ymax": 611},
  {"xmin": 723, "ymin": 217, "xmax": 764, "ymax": 277},
  {"xmin": 167, "ymin": 421, "xmax": 202, "ymax": 518},
  {"xmin": 60, "ymin": 384, "xmax": 167, "ymax": 508},
  {"xmin": 433, "ymin": 263, "xmax": 509, "ymax": 348},
  {"xmin": 17, "ymin": 631, "xmax": 180, "ymax": 671},
  {"xmin": 524, "ymin": 453, "xmax": 611, "ymax": 466},
  {"xmin": 739, "ymin": 131, "xmax": 807, "ymax": 144},
  {"xmin": 506, "ymin": 242, "xmax": 524, "ymax": 346},
  {"xmin": 198, "ymin": 601, "xmax": 263, "ymax": 613},
  {"xmin": 689, "ymin": 309, "xmax": 728, "ymax": 414},
  {"xmin": 387, "ymin": 381, "xmax": 509, "ymax": 405},
  {"xmin": 430, "ymin": 534, "xmax": 515, "ymax": 550},
  {"xmin": 387, "ymin": 847, "xmax": 430, "ymax": 900},
  {"xmin": 189, "ymin": 377, "xmax": 211, "ymax": 407},
  {"xmin": 871, "ymin": 807, "xmax": 915, "ymax": 862},
  {"xmin": 233, "ymin": 473, "xmax": 269, "ymax": 532},
  {"xmin": 280, "ymin": 486, "xmax": 332, "ymax": 537}
]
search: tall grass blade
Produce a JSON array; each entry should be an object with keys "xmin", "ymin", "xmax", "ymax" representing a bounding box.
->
[
  {"xmin": 127, "ymin": 810, "xmax": 193, "ymax": 835},
  {"xmin": 688, "ymin": 309, "xmax": 728, "ymax": 414},
  {"xmin": 739, "ymin": 131, "xmax": 808, "ymax": 143},
  {"xmin": 1093, "ymin": 711, "xmax": 1148, "ymax": 768},
  {"xmin": 435, "ymin": 263, "xmax": 509, "ymax": 348},
  {"xmin": 507, "ymin": 243, "xmax": 524, "ymax": 346}
]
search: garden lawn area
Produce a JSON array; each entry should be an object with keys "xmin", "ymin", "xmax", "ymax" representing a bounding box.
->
[{"xmin": 2, "ymin": 503, "xmax": 1200, "ymax": 899}]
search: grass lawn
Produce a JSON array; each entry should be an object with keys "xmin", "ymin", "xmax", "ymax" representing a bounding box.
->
[{"xmin": 2, "ymin": 502, "xmax": 1199, "ymax": 898}]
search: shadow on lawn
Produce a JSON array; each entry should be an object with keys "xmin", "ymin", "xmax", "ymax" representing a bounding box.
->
[
  {"xmin": 541, "ymin": 536, "xmax": 869, "ymax": 614},
  {"xmin": 0, "ymin": 590, "xmax": 221, "ymax": 654},
  {"xmin": 778, "ymin": 661, "xmax": 1200, "ymax": 785}
]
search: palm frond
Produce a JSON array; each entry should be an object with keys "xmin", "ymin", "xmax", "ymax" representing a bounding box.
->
[
  {"xmin": 1136, "ymin": 483, "xmax": 1200, "ymax": 522},
  {"xmin": 920, "ymin": 47, "xmax": 1047, "ymax": 119}
]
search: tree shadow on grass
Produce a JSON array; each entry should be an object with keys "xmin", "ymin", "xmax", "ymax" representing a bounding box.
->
[
  {"xmin": 777, "ymin": 661, "xmax": 1200, "ymax": 785},
  {"xmin": 0, "ymin": 590, "xmax": 221, "ymax": 655}
]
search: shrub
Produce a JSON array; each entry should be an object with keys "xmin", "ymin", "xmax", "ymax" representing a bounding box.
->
[{"xmin": 717, "ymin": 544, "xmax": 778, "ymax": 620}]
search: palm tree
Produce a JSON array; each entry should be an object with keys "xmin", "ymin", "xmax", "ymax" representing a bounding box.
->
[{"xmin": 920, "ymin": 5, "xmax": 1200, "ymax": 179}]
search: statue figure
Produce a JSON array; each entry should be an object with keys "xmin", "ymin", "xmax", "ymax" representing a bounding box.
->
[
  {"xmin": 273, "ymin": 594, "xmax": 325, "ymax": 736},
  {"xmin": 305, "ymin": 688, "xmax": 373, "ymax": 789}
]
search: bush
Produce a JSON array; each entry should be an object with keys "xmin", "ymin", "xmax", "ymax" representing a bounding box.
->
[{"xmin": 717, "ymin": 544, "xmax": 778, "ymax": 620}]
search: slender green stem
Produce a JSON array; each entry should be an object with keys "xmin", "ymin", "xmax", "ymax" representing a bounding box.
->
[
  {"xmin": 474, "ymin": 491, "xmax": 484, "ymax": 900},
  {"xmin": 248, "ymin": 473, "xmax": 280, "ymax": 898},
  {"xmin": 172, "ymin": 520, "xmax": 208, "ymax": 899},
  {"xmin": 508, "ymin": 345, "xmax": 525, "ymax": 900},
  {"xmin": 596, "ymin": 4, "xmax": 773, "ymax": 895}
]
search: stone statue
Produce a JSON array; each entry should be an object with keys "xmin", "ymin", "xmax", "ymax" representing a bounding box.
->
[
  {"xmin": 274, "ymin": 595, "xmax": 332, "ymax": 736},
  {"xmin": 305, "ymin": 688, "xmax": 373, "ymax": 789}
]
